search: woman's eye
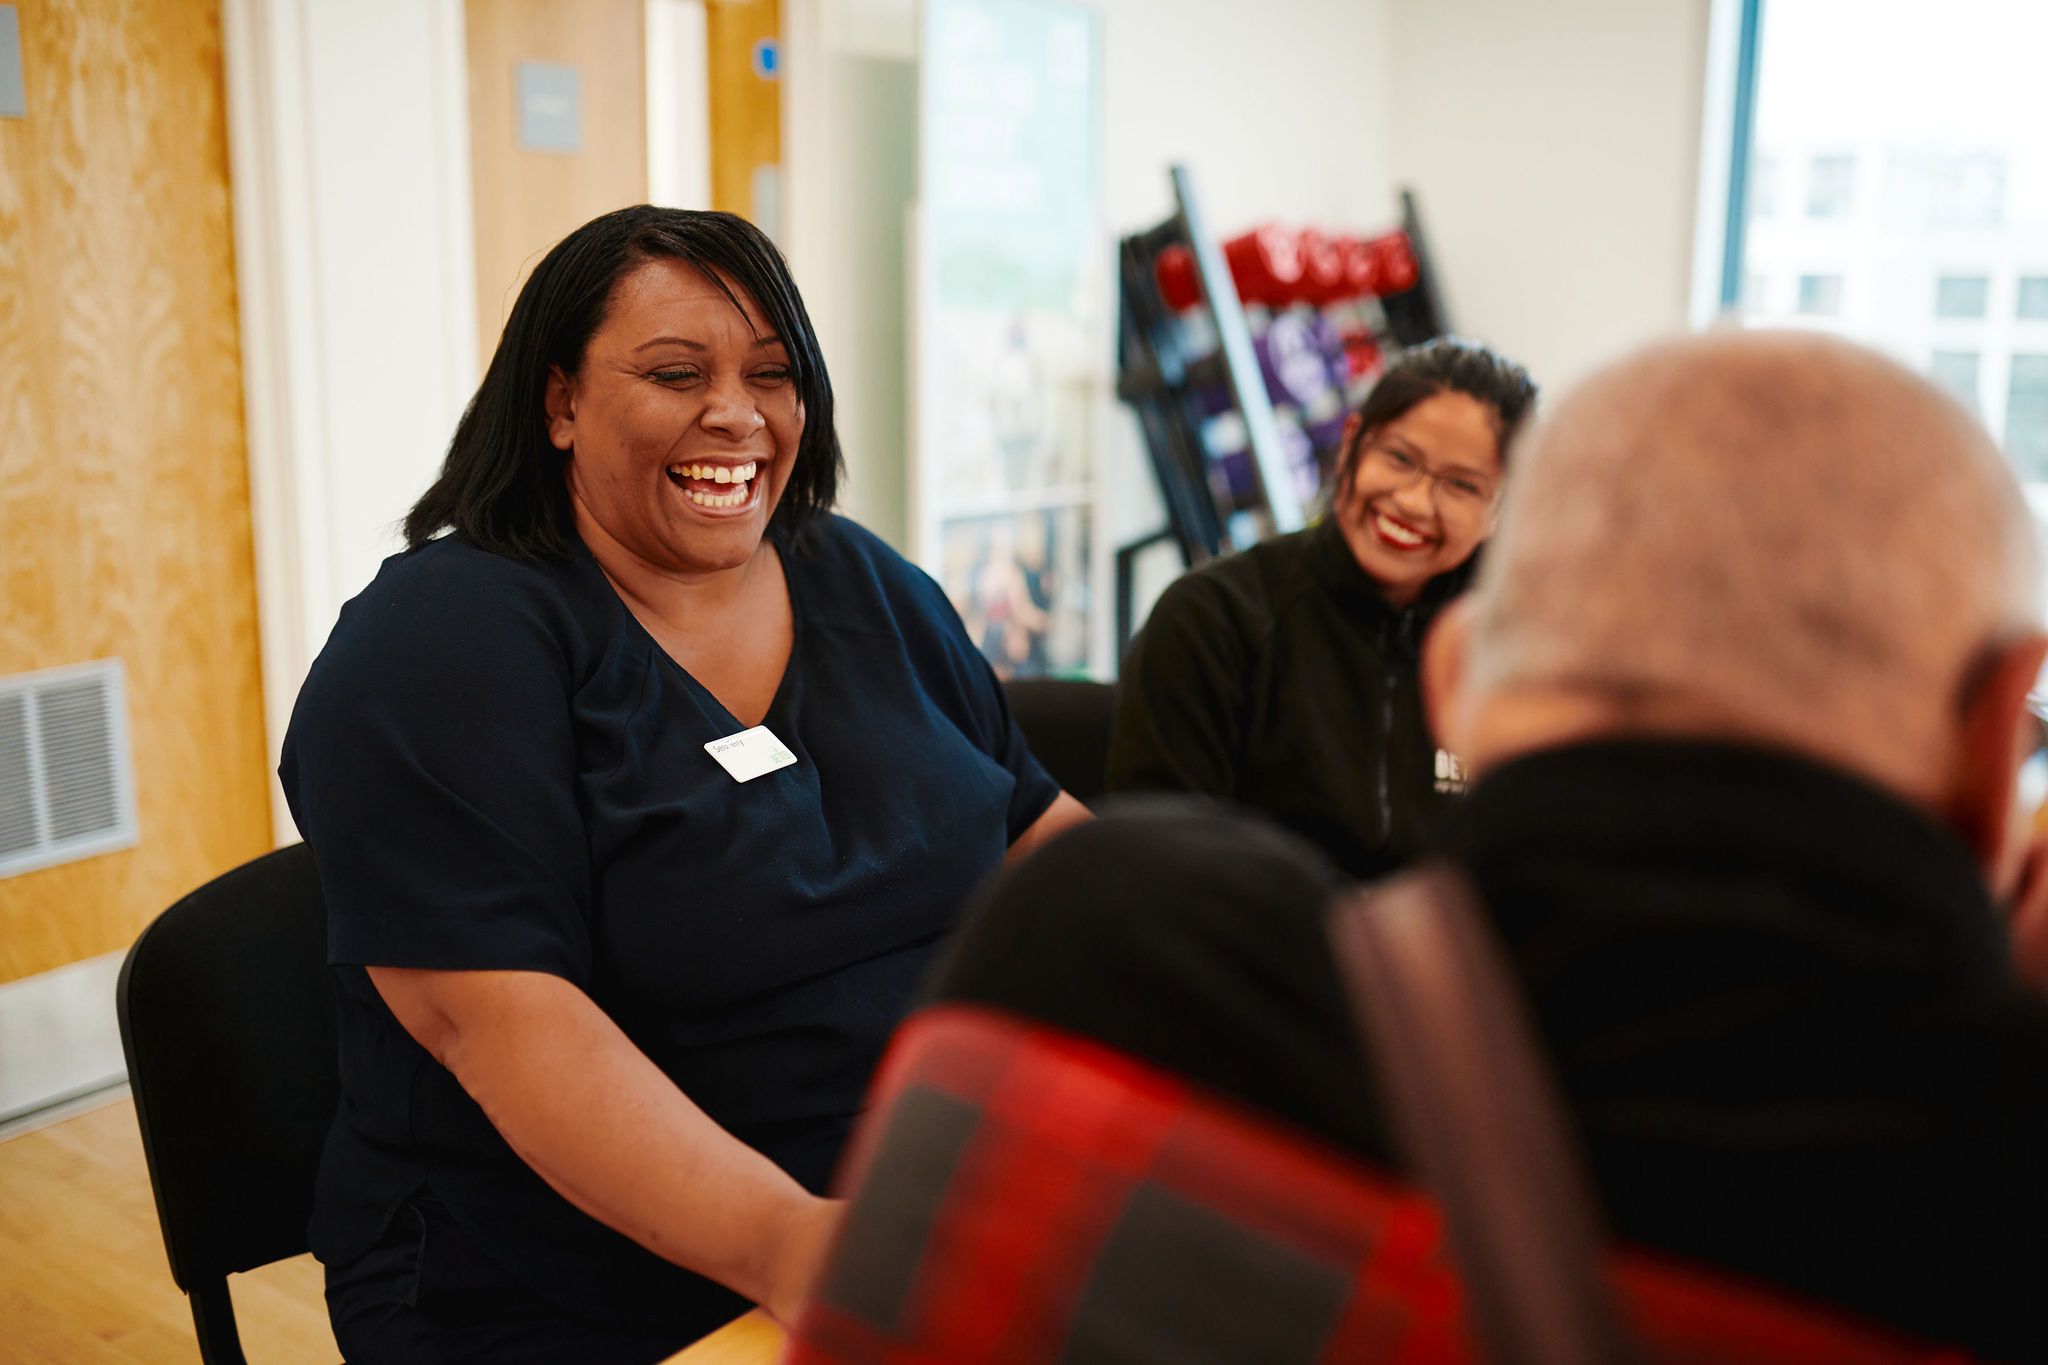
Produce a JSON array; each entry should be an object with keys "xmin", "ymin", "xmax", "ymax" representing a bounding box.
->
[
  {"xmin": 1452, "ymin": 480, "xmax": 1483, "ymax": 499},
  {"xmin": 752, "ymin": 368, "xmax": 793, "ymax": 384},
  {"xmin": 1385, "ymin": 449, "xmax": 1416, "ymax": 469},
  {"xmin": 650, "ymin": 368, "xmax": 699, "ymax": 384}
]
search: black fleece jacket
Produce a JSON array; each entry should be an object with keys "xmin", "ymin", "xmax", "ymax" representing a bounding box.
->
[{"xmin": 1108, "ymin": 520, "xmax": 1473, "ymax": 880}]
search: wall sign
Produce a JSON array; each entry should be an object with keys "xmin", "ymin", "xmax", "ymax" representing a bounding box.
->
[
  {"xmin": 516, "ymin": 60, "xmax": 581, "ymax": 153},
  {"xmin": 0, "ymin": 6, "xmax": 26, "ymax": 120}
]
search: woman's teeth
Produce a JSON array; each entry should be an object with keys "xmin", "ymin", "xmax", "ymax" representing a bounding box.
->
[
  {"xmin": 668, "ymin": 461, "xmax": 758, "ymax": 509},
  {"xmin": 1375, "ymin": 512, "xmax": 1427, "ymax": 548},
  {"xmin": 671, "ymin": 461, "xmax": 757, "ymax": 484}
]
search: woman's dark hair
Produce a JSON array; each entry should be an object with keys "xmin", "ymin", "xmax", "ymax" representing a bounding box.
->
[
  {"xmin": 405, "ymin": 206, "xmax": 842, "ymax": 559},
  {"xmin": 1332, "ymin": 336, "xmax": 1538, "ymax": 499}
]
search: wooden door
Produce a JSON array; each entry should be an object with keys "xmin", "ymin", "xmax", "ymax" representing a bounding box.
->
[
  {"xmin": 467, "ymin": 0, "xmax": 649, "ymax": 367},
  {"xmin": 0, "ymin": 0, "xmax": 272, "ymax": 983},
  {"xmin": 707, "ymin": 0, "xmax": 781, "ymax": 228}
]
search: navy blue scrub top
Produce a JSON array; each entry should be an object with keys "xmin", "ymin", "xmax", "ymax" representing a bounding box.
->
[{"xmin": 279, "ymin": 514, "xmax": 1059, "ymax": 1338}]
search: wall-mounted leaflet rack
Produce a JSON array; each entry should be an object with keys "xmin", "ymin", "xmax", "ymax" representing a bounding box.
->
[
  {"xmin": 1114, "ymin": 166, "xmax": 1297, "ymax": 656},
  {"xmin": 1113, "ymin": 173, "xmax": 1452, "ymax": 658}
]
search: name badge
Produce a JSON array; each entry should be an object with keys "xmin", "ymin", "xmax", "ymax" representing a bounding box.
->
[{"xmin": 704, "ymin": 726, "xmax": 799, "ymax": 783}]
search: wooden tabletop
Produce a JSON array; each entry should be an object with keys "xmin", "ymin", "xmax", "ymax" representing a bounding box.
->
[{"xmin": 665, "ymin": 1309, "xmax": 787, "ymax": 1364}]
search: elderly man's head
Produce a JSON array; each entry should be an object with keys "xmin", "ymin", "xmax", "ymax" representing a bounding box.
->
[{"xmin": 1427, "ymin": 330, "xmax": 2046, "ymax": 887}]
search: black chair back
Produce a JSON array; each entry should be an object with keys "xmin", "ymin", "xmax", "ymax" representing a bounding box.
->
[
  {"xmin": 1001, "ymin": 678, "xmax": 1116, "ymax": 805},
  {"xmin": 116, "ymin": 842, "xmax": 338, "ymax": 1365}
]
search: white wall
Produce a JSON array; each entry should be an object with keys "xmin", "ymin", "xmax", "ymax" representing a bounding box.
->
[
  {"xmin": 224, "ymin": 0, "xmax": 479, "ymax": 838},
  {"xmin": 783, "ymin": 0, "xmax": 920, "ymax": 549},
  {"xmin": 787, "ymin": 0, "xmax": 1397, "ymax": 654},
  {"xmin": 1096, "ymin": 0, "xmax": 1397, "ymax": 647},
  {"xmin": 1384, "ymin": 0, "xmax": 1715, "ymax": 389},
  {"xmin": 1099, "ymin": 0, "xmax": 1394, "ymax": 240}
]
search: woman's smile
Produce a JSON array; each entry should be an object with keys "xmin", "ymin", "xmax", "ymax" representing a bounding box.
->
[
  {"xmin": 665, "ymin": 459, "xmax": 763, "ymax": 513},
  {"xmin": 1369, "ymin": 507, "xmax": 1434, "ymax": 552}
]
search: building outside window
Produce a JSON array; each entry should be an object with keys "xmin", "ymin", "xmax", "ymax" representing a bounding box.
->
[
  {"xmin": 2020, "ymin": 277, "xmax": 2048, "ymax": 321},
  {"xmin": 2012, "ymin": 356, "xmax": 2048, "ymax": 481},
  {"xmin": 1797, "ymin": 274, "xmax": 1844, "ymax": 316},
  {"xmin": 1936, "ymin": 275, "xmax": 1991, "ymax": 319},
  {"xmin": 1752, "ymin": 155, "xmax": 1779, "ymax": 219},
  {"xmin": 1805, "ymin": 153, "xmax": 1856, "ymax": 218},
  {"xmin": 1720, "ymin": 0, "xmax": 2048, "ymax": 593},
  {"xmin": 1932, "ymin": 350, "xmax": 1982, "ymax": 412}
]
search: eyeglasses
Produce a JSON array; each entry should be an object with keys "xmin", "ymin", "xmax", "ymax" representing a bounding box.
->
[{"xmin": 1361, "ymin": 442, "xmax": 1497, "ymax": 509}]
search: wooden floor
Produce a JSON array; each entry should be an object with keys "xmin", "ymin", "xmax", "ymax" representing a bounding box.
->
[{"xmin": 0, "ymin": 1094, "xmax": 338, "ymax": 1363}]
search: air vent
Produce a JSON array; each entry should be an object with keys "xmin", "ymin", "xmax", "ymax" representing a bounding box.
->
[{"xmin": 0, "ymin": 660, "xmax": 138, "ymax": 879}]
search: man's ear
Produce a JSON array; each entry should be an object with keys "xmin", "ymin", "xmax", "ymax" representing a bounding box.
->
[
  {"xmin": 1423, "ymin": 596, "xmax": 1476, "ymax": 756},
  {"xmin": 1950, "ymin": 632, "xmax": 2048, "ymax": 886},
  {"xmin": 544, "ymin": 365, "xmax": 577, "ymax": 452}
]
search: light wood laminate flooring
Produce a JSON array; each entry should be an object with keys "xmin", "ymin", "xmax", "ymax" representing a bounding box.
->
[{"xmin": 0, "ymin": 1093, "xmax": 337, "ymax": 1363}]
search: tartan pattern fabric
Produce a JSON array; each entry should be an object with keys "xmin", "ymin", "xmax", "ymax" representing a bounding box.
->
[{"xmin": 786, "ymin": 1006, "xmax": 1965, "ymax": 1364}]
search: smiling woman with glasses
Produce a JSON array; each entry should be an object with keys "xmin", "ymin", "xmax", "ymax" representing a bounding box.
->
[{"xmin": 1108, "ymin": 337, "xmax": 1536, "ymax": 880}]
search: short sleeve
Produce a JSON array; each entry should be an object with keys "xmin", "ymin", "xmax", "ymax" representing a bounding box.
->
[
  {"xmin": 870, "ymin": 527, "xmax": 1061, "ymax": 842},
  {"xmin": 938, "ymin": 607, "xmax": 1061, "ymax": 843},
  {"xmin": 981, "ymin": 653, "xmax": 1063, "ymax": 842},
  {"xmin": 1107, "ymin": 569, "xmax": 1251, "ymax": 799},
  {"xmin": 280, "ymin": 551, "xmax": 594, "ymax": 981}
]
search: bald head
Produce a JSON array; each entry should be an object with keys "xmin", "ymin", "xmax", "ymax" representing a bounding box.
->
[{"xmin": 1452, "ymin": 330, "xmax": 2040, "ymax": 802}]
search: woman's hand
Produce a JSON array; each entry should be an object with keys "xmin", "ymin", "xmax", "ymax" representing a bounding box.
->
[{"xmin": 761, "ymin": 1194, "xmax": 845, "ymax": 1325}]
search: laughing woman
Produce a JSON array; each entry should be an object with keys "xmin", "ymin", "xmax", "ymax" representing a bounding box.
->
[
  {"xmin": 1107, "ymin": 339, "xmax": 1535, "ymax": 879},
  {"xmin": 281, "ymin": 207, "xmax": 1086, "ymax": 1362}
]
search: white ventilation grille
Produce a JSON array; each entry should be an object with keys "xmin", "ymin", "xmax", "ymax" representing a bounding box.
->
[{"xmin": 0, "ymin": 660, "xmax": 138, "ymax": 879}]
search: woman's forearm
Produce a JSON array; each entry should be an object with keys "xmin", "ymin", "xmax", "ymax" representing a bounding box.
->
[{"xmin": 368, "ymin": 966, "xmax": 836, "ymax": 1317}]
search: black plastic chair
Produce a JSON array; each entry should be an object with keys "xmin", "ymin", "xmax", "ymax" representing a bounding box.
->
[
  {"xmin": 116, "ymin": 842, "xmax": 339, "ymax": 1365},
  {"xmin": 1001, "ymin": 678, "xmax": 1116, "ymax": 804}
]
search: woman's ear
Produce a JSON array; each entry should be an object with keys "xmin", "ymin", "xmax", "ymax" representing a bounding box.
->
[
  {"xmin": 544, "ymin": 365, "xmax": 577, "ymax": 452},
  {"xmin": 1949, "ymin": 632, "xmax": 2048, "ymax": 893},
  {"xmin": 1423, "ymin": 596, "xmax": 1476, "ymax": 756}
]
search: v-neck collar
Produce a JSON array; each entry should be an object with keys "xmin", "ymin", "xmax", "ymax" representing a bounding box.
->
[{"xmin": 575, "ymin": 530, "xmax": 803, "ymax": 730}]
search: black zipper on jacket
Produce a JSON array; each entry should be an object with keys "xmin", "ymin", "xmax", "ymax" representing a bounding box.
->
[
  {"xmin": 1378, "ymin": 605, "xmax": 1425, "ymax": 843},
  {"xmin": 1376, "ymin": 612, "xmax": 1403, "ymax": 838}
]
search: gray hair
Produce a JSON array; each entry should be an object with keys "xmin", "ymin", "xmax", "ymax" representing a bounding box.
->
[{"xmin": 1462, "ymin": 330, "xmax": 2040, "ymax": 779}]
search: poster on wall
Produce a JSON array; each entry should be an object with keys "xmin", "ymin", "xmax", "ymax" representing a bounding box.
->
[
  {"xmin": 938, "ymin": 504, "xmax": 1092, "ymax": 677},
  {"xmin": 914, "ymin": 0, "xmax": 1103, "ymax": 678}
]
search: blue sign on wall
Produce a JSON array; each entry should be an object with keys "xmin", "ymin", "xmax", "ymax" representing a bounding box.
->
[
  {"xmin": 516, "ymin": 61, "xmax": 582, "ymax": 154},
  {"xmin": 752, "ymin": 39, "xmax": 779, "ymax": 80},
  {"xmin": 0, "ymin": 6, "xmax": 26, "ymax": 120}
]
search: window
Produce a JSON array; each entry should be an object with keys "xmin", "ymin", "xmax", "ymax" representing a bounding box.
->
[
  {"xmin": 1931, "ymin": 351, "xmax": 1981, "ymax": 412},
  {"xmin": 1889, "ymin": 150, "xmax": 2010, "ymax": 231},
  {"xmin": 1929, "ymin": 153, "xmax": 2007, "ymax": 230},
  {"xmin": 1797, "ymin": 274, "xmax": 1843, "ymax": 316},
  {"xmin": 1806, "ymin": 154, "xmax": 1855, "ymax": 218},
  {"xmin": 1936, "ymin": 275, "xmax": 1990, "ymax": 319},
  {"xmin": 1715, "ymin": 0, "xmax": 2048, "ymax": 548},
  {"xmin": 2020, "ymin": 277, "xmax": 2048, "ymax": 321},
  {"xmin": 2012, "ymin": 356, "xmax": 2048, "ymax": 481},
  {"xmin": 1751, "ymin": 155, "xmax": 1778, "ymax": 219}
]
